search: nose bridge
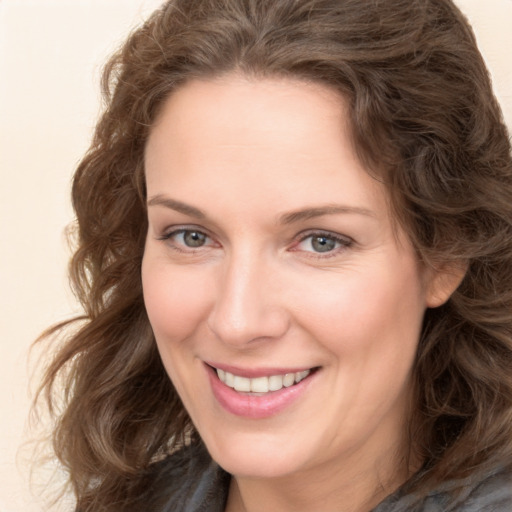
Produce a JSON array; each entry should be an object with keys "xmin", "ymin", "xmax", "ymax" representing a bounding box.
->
[{"xmin": 207, "ymin": 246, "xmax": 288, "ymax": 346}]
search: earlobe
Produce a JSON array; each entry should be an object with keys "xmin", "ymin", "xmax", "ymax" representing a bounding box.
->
[{"xmin": 425, "ymin": 262, "xmax": 467, "ymax": 308}]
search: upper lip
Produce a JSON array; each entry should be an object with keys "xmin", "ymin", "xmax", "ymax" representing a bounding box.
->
[{"xmin": 205, "ymin": 361, "xmax": 316, "ymax": 378}]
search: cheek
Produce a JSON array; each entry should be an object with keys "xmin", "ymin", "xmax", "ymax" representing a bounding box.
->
[
  {"xmin": 293, "ymin": 260, "xmax": 426, "ymax": 356},
  {"xmin": 142, "ymin": 259, "xmax": 212, "ymax": 342}
]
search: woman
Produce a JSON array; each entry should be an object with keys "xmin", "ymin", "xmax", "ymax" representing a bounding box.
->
[{"xmin": 37, "ymin": 0, "xmax": 512, "ymax": 510}]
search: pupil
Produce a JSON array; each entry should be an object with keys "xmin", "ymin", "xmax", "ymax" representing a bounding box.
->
[
  {"xmin": 312, "ymin": 236, "xmax": 335, "ymax": 253},
  {"xmin": 184, "ymin": 231, "xmax": 206, "ymax": 247}
]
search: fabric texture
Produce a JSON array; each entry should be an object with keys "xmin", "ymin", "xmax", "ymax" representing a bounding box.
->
[{"xmin": 137, "ymin": 443, "xmax": 512, "ymax": 512}]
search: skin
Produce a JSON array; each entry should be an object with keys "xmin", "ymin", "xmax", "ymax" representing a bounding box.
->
[{"xmin": 142, "ymin": 75, "xmax": 458, "ymax": 512}]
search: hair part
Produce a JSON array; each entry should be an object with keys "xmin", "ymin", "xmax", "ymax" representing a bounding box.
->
[{"xmin": 36, "ymin": 0, "xmax": 512, "ymax": 509}]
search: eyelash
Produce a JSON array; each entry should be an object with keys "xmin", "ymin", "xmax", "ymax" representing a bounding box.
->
[
  {"xmin": 158, "ymin": 227, "xmax": 353, "ymax": 258},
  {"xmin": 157, "ymin": 227, "xmax": 216, "ymax": 253},
  {"xmin": 292, "ymin": 230, "xmax": 353, "ymax": 258}
]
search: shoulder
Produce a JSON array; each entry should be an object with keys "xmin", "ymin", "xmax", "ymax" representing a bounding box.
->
[
  {"xmin": 451, "ymin": 467, "xmax": 512, "ymax": 511},
  {"xmin": 134, "ymin": 442, "xmax": 230, "ymax": 512},
  {"xmin": 374, "ymin": 466, "xmax": 512, "ymax": 512}
]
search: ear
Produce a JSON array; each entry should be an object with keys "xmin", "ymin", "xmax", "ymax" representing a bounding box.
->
[{"xmin": 425, "ymin": 261, "xmax": 467, "ymax": 308}]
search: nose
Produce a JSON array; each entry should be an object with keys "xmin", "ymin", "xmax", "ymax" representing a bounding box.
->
[{"xmin": 207, "ymin": 250, "xmax": 290, "ymax": 347}]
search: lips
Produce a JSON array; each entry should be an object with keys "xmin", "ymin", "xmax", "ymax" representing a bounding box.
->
[{"xmin": 206, "ymin": 363, "xmax": 318, "ymax": 418}]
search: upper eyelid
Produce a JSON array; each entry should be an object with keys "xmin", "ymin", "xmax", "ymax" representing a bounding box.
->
[
  {"xmin": 158, "ymin": 228, "xmax": 218, "ymax": 253},
  {"xmin": 159, "ymin": 225, "xmax": 211, "ymax": 239},
  {"xmin": 290, "ymin": 231, "xmax": 354, "ymax": 258},
  {"xmin": 294, "ymin": 229, "xmax": 353, "ymax": 244},
  {"xmin": 155, "ymin": 225, "xmax": 353, "ymax": 249},
  {"xmin": 151, "ymin": 217, "xmax": 226, "ymax": 243}
]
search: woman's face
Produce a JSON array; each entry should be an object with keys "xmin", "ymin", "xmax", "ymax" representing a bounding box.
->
[{"xmin": 142, "ymin": 76, "xmax": 441, "ymax": 482}]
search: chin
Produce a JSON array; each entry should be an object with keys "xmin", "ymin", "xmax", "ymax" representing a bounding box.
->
[{"xmin": 200, "ymin": 428, "xmax": 316, "ymax": 479}]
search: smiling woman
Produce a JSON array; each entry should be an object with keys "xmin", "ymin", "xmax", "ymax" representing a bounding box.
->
[
  {"xmin": 142, "ymin": 77, "xmax": 449, "ymax": 504},
  {"xmin": 35, "ymin": 0, "xmax": 512, "ymax": 511}
]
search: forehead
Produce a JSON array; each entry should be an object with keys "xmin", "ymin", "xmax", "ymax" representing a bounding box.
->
[
  {"xmin": 148, "ymin": 74, "xmax": 348, "ymax": 153},
  {"xmin": 144, "ymin": 75, "xmax": 391, "ymax": 222}
]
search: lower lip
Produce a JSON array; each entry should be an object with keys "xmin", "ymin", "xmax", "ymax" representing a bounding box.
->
[{"xmin": 206, "ymin": 366, "xmax": 315, "ymax": 419}]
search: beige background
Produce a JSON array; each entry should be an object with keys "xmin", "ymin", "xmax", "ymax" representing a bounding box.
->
[{"xmin": 0, "ymin": 0, "xmax": 510, "ymax": 510}]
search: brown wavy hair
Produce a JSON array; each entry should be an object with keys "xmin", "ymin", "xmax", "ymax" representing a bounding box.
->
[{"xmin": 36, "ymin": 0, "xmax": 512, "ymax": 510}]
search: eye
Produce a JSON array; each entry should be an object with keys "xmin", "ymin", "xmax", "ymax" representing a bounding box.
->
[
  {"xmin": 179, "ymin": 230, "xmax": 208, "ymax": 248},
  {"xmin": 159, "ymin": 228, "xmax": 215, "ymax": 251},
  {"xmin": 294, "ymin": 232, "xmax": 352, "ymax": 255}
]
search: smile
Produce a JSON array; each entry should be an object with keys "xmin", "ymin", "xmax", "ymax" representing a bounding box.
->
[
  {"xmin": 207, "ymin": 363, "xmax": 318, "ymax": 418},
  {"xmin": 215, "ymin": 368, "xmax": 311, "ymax": 394}
]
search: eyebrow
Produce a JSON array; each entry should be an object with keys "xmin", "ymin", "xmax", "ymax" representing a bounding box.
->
[
  {"xmin": 147, "ymin": 195, "xmax": 206, "ymax": 219},
  {"xmin": 147, "ymin": 195, "xmax": 375, "ymax": 223},
  {"xmin": 279, "ymin": 205, "xmax": 375, "ymax": 224}
]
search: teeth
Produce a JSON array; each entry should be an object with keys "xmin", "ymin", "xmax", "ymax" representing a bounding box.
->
[
  {"xmin": 225, "ymin": 371, "xmax": 235, "ymax": 387},
  {"xmin": 268, "ymin": 375, "xmax": 283, "ymax": 391},
  {"xmin": 283, "ymin": 373, "xmax": 295, "ymax": 387},
  {"xmin": 295, "ymin": 370, "xmax": 310, "ymax": 383},
  {"xmin": 250, "ymin": 376, "xmax": 269, "ymax": 393},
  {"xmin": 233, "ymin": 376, "xmax": 251, "ymax": 392},
  {"xmin": 216, "ymin": 368, "xmax": 311, "ymax": 393}
]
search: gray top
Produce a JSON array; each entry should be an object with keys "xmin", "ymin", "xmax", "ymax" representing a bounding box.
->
[{"xmin": 135, "ymin": 443, "xmax": 512, "ymax": 511}]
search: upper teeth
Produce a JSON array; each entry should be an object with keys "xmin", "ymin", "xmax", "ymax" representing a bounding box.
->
[{"xmin": 216, "ymin": 368, "xmax": 311, "ymax": 393}]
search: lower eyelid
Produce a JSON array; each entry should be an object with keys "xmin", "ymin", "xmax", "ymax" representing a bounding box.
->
[
  {"xmin": 156, "ymin": 227, "xmax": 351, "ymax": 253},
  {"xmin": 292, "ymin": 233, "xmax": 353, "ymax": 255},
  {"xmin": 158, "ymin": 228, "xmax": 220, "ymax": 252}
]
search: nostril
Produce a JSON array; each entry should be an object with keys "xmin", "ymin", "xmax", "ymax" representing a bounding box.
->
[{"xmin": 207, "ymin": 303, "xmax": 290, "ymax": 347}]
